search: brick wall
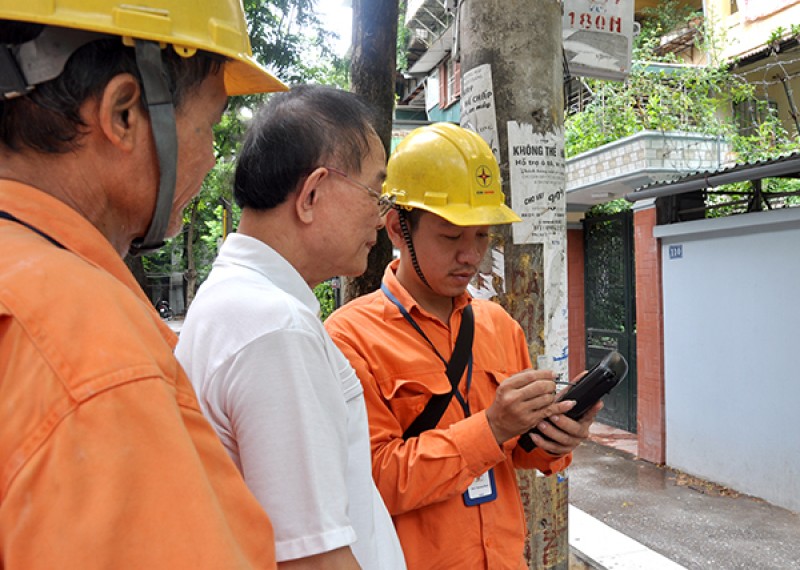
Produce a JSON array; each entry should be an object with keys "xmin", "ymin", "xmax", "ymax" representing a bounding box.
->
[
  {"xmin": 567, "ymin": 229, "xmax": 586, "ymax": 382},
  {"xmin": 633, "ymin": 206, "xmax": 666, "ymax": 464}
]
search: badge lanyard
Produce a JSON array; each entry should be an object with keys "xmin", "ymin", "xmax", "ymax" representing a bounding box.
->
[
  {"xmin": 381, "ymin": 284, "xmax": 497, "ymax": 507},
  {"xmin": 381, "ymin": 284, "xmax": 473, "ymax": 416}
]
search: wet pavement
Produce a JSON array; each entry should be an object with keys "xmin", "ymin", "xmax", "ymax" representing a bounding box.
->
[{"xmin": 568, "ymin": 439, "xmax": 800, "ymax": 569}]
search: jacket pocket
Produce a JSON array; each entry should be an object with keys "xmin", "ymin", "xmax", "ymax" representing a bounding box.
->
[
  {"xmin": 484, "ymin": 368, "xmax": 511, "ymax": 388},
  {"xmin": 378, "ymin": 372, "xmax": 451, "ymax": 432}
]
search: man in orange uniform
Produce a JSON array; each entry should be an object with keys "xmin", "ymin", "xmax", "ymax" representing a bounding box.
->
[
  {"xmin": 0, "ymin": 2, "xmax": 286, "ymax": 568},
  {"xmin": 325, "ymin": 123, "xmax": 600, "ymax": 569}
]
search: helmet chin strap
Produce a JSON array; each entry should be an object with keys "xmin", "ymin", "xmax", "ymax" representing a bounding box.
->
[
  {"xmin": 128, "ymin": 40, "xmax": 178, "ymax": 256},
  {"xmin": 1, "ymin": 29, "xmax": 176, "ymax": 255},
  {"xmin": 398, "ymin": 208, "xmax": 432, "ymax": 290}
]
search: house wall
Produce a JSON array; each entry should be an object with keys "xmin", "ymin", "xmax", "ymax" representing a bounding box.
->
[
  {"xmin": 567, "ymin": 228, "xmax": 587, "ymax": 381},
  {"xmin": 710, "ymin": 0, "xmax": 800, "ymax": 61},
  {"xmin": 633, "ymin": 203, "xmax": 666, "ymax": 464},
  {"xmin": 427, "ymin": 103, "xmax": 461, "ymax": 124},
  {"xmin": 706, "ymin": 0, "xmax": 800, "ymax": 138},
  {"xmin": 655, "ymin": 206, "xmax": 800, "ymax": 513}
]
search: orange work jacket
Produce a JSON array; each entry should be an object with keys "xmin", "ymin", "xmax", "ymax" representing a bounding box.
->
[
  {"xmin": 0, "ymin": 181, "xmax": 276, "ymax": 569},
  {"xmin": 326, "ymin": 260, "xmax": 571, "ymax": 570}
]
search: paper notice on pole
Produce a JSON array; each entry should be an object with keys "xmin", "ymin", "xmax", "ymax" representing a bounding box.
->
[
  {"xmin": 460, "ymin": 64, "xmax": 500, "ymax": 163},
  {"xmin": 542, "ymin": 242, "xmax": 569, "ymax": 378},
  {"xmin": 506, "ymin": 122, "xmax": 566, "ymax": 245},
  {"xmin": 507, "ymin": 122, "xmax": 568, "ymax": 376}
]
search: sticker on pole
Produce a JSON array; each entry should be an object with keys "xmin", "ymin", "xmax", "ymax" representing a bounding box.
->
[{"xmin": 460, "ymin": 64, "xmax": 500, "ymax": 164}]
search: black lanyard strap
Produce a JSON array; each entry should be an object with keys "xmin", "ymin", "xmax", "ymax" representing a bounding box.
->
[
  {"xmin": 0, "ymin": 210, "xmax": 65, "ymax": 249},
  {"xmin": 381, "ymin": 284, "xmax": 474, "ymax": 439}
]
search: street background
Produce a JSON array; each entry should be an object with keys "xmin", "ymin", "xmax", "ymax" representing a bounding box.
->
[{"xmin": 569, "ymin": 426, "xmax": 800, "ymax": 569}]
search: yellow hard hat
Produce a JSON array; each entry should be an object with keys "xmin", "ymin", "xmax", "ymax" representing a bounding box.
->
[
  {"xmin": 384, "ymin": 122, "xmax": 521, "ymax": 226},
  {"xmin": 0, "ymin": 0, "xmax": 286, "ymax": 95}
]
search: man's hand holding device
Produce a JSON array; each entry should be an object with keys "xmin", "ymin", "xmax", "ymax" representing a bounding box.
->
[
  {"xmin": 484, "ymin": 369, "xmax": 575, "ymax": 446},
  {"xmin": 518, "ymin": 350, "xmax": 629, "ymax": 454}
]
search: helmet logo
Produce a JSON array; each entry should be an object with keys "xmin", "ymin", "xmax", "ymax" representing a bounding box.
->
[{"xmin": 475, "ymin": 165, "xmax": 493, "ymax": 189}]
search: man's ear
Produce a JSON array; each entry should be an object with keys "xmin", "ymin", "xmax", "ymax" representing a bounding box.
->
[
  {"xmin": 94, "ymin": 74, "xmax": 144, "ymax": 151},
  {"xmin": 385, "ymin": 208, "xmax": 407, "ymax": 250},
  {"xmin": 295, "ymin": 167, "xmax": 327, "ymax": 224}
]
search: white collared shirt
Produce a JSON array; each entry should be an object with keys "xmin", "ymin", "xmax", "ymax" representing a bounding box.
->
[{"xmin": 176, "ymin": 233, "xmax": 405, "ymax": 568}]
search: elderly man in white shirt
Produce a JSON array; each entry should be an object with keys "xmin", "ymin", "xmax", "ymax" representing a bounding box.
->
[{"xmin": 176, "ymin": 85, "xmax": 404, "ymax": 570}]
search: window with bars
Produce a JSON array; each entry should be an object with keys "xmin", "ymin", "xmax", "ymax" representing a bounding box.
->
[{"xmin": 438, "ymin": 56, "xmax": 461, "ymax": 109}]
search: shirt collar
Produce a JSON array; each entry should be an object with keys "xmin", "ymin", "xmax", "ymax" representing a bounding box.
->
[
  {"xmin": 217, "ymin": 233, "xmax": 320, "ymax": 315},
  {"xmin": 0, "ymin": 181, "xmax": 152, "ymax": 301}
]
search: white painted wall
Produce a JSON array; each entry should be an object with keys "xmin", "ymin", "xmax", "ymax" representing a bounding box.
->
[{"xmin": 655, "ymin": 207, "xmax": 800, "ymax": 513}]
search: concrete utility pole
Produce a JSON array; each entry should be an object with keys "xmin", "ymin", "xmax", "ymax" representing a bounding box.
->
[
  {"xmin": 346, "ymin": 0, "xmax": 399, "ymax": 302},
  {"xmin": 459, "ymin": 1, "xmax": 570, "ymax": 568}
]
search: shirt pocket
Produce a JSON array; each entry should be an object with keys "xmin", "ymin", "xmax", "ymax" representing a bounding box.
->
[
  {"xmin": 469, "ymin": 368, "xmax": 512, "ymax": 412},
  {"xmin": 484, "ymin": 368, "xmax": 511, "ymax": 388},
  {"xmin": 377, "ymin": 372, "xmax": 452, "ymax": 432}
]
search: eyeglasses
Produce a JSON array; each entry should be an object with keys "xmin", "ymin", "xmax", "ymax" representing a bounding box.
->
[{"xmin": 324, "ymin": 166, "xmax": 396, "ymax": 216}]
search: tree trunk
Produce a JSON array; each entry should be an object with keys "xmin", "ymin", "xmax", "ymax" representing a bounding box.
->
[
  {"xmin": 125, "ymin": 254, "xmax": 149, "ymax": 298},
  {"xmin": 184, "ymin": 198, "xmax": 199, "ymax": 309},
  {"xmin": 344, "ymin": 0, "xmax": 399, "ymax": 303},
  {"xmin": 459, "ymin": 1, "xmax": 570, "ymax": 568}
]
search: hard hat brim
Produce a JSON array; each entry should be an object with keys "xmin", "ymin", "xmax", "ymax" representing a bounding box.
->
[
  {"xmin": 225, "ymin": 57, "xmax": 287, "ymax": 96},
  {"xmin": 416, "ymin": 202, "xmax": 522, "ymax": 227}
]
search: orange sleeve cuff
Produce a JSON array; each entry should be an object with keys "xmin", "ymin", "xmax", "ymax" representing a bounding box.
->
[{"xmin": 451, "ymin": 410, "xmax": 507, "ymax": 477}]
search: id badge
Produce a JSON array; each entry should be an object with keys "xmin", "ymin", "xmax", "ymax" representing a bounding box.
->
[{"xmin": 463, "ymin": 468, "xmax": 497, "ymax": 506}]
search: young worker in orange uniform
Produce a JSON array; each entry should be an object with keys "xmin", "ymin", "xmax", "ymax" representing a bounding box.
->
[
  {"xmin": 0, "ymin": 2, "xmax": 286, "ymax": 568},
  {"xmin": 325, "ymin": 123, "xmax": 601, "ymax": 569}
]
